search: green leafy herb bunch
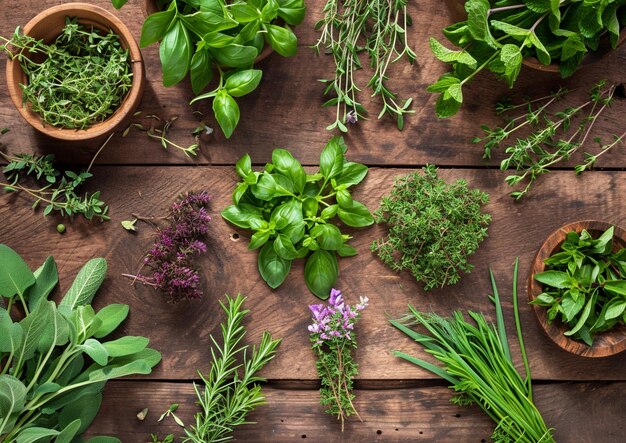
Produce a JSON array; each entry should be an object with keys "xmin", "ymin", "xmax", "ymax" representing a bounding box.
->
[
  {"xmin": 182, "ymin": 294, "xmax": 281, "ymax": 442},
  {"xmin": 371, "ymin": 165, "xmax": 491, "ymax": 290},
  {"xmin": 428, "ymin": 0, "xmax": 626, "ymax": 117},
  {"xmin": 314, "ymin": 0, "xmax": 416, "ymax": 132},
  {"xmin": 113, "ymin": 0, "xmax": 306, "ymax": 138},
  {"xmin": 222, "ymin": 136, "xmax": 374, "ymax": 299},
  {"xmin": 532, "ymin": 226, "xmax": 626, "ymax": 346},
  {"xmin": 308, "ymin": 288, "xmax": 367, "ymax": 431},
  {"xmin": 1, "ymin": 18, "xmax": 133, "ymax": 129},
  {"xmin": 391, "ymin": 259, "xmax": 555, "ymax": 443},
  {"xmin": 0, "ymin": 244, "xmax": 162, "ymax": 442}
]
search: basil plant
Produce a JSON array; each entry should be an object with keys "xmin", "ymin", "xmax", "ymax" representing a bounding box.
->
[
  {"xmin": 113, "ymin": 0, "xmax": 306, "ymax": 138},
  {"xmin": 222, "ymin": 137, "xmax": 374, "ymax": 299}
]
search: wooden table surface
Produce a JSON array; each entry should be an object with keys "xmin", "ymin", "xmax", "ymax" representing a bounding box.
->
[{"xmin": 1, "ymin": 1, "xmax": 625, "ymax": 441}]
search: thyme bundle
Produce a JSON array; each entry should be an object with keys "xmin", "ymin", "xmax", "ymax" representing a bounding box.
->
[{"xmin": 1, "ymin": 17, "xmax": 132, "ymax": 129}]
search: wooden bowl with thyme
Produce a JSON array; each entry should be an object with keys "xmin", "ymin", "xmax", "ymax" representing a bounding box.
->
[
  {"xmin": 528, "ymin": 221, "xmax": 626, "ymax": 358},
  {"xmin": 5, "ymin": 2, "xmax": 145, "ymax": 141}
]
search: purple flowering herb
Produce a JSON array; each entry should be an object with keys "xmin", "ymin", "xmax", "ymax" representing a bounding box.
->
[
  {"xmin": 124, "ymin": 191, "xmax": 211, "ymax": 302},
  {"xmin": 308, "ymin": 288, "xmax": 368, "ymax": 430}
]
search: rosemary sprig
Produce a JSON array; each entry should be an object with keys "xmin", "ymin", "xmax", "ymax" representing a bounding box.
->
[
  {"xmin": 183, "ymin": 294, "xmax": 281, "ymax": 443},
  {"xmin": 315, "ymin": 0, "xmax": 416, "ymax": 132},
  {"xmin": 474, "ymin": 80, "xmax": 623, "ymax": 199},
  {"xmin": 0, "ymin": 131, "xmax": 110, "ymax": 221},
  {"xmin": 1, "ymin": 18, "xmax": 133, "ymax": 129}
]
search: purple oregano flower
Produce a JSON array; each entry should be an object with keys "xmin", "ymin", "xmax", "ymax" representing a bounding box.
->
[
  {"xmin": 308, "ymin": 288, "xmax": 368, "ymax": 430},
  {"xmin": 127, "ymin": 191, "xmax": 211, "ymax": 302}
]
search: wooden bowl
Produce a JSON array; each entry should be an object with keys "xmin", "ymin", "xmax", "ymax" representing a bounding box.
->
[
  {"xmin": 443, "ymin": 0, "xmax": 626, "ymax": 74},
  {"xmin": 528, "ymin": 221, "xmax": 626, "ymax": 358},
  {"xmin": 5, "ymin": 3, "xmax": 145, "ymax": 141},
  {"xmin": 142, "ymin": 0, "xmax": 274, "ymax": 63}
]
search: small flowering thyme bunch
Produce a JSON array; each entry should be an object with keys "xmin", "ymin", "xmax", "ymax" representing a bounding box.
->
[
  {"xmin": 308, "ymin": 289, "xmax": 368, "ymax": 430},
  {"xmin": 127, "ymin": 191, "xmax": 211, "ymax": 301}
]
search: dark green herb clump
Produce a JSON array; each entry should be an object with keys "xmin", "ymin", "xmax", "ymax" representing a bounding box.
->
[
  {"xmin": 371, "ymin": 165, "xmax": 490, "ymax": 290},
  {"xmin": 391, "ymin": 259, "xmax": 555, "ymax": 443},
  {"xmin": 222, "ymin": 137, "xmax": 374, "ymax": 299},
  {"xmin": 428, "ymin": 0, "xmax": 626, "ymax": 117},
  {"xmin": 0, "ymin": 245, "xmax": 161, "ymax": 442},
  {"xmin": 532, "ymin": 226, "xmax": 626, "ymax": 346},
  {"xmin": 2, "ymin": 17, "xmax": 132, "ymax": 129}
]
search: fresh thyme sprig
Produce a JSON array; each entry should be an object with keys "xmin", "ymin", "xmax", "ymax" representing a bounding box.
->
[
  {"xmin": 1, "ymin": 18, "xmax": 133, "ymax": 129},
  {"xmin": 0, "ymin": 132, "xmax": 111, "ymax": 221},
  {"xmin": 474, "ymin": 80, "xmax": 624, "ymax": 199},
  {"xmin": 315, "ymin": 0, "xmax": 416, "ymax": 132},
  {"xmin": 123, "ymin": 113, "xmax": 199, "ymax": 157}
]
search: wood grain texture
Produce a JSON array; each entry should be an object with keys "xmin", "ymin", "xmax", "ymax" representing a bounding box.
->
[
  {"xmin": 528, "ymin": 221, "xmax": 626, "ymax": 358},
  {"xmin": 2, "ymin": 166, "xmax": 626, "ymax": 381},
  {"xmin": 85, "ymin": 380, "xmax": 626, "ymax": 442},
  {"xmin": 0, "ymin": 0, "xmax": 624, "ymax": 166}
]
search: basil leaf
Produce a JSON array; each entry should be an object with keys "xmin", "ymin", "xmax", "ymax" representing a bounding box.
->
[
  {"xmin": 272, "ymin": 149, "xmax": 306, "ymax": 194},
  {"xmin": 336, "ymin": 189, "xmax": 353, "ymax": 208},
  {"xmin": 604, "ymin": 280, "xmax": 626, "ymax": 296},
  {"xmin": 274, "ymin": 234, "xmax": 298, "ymax": 260},
  {"xmin": 213, "ymin": 90, "xmax": 240, "ymax": 138},
  {"xmin": 140, "ymin": 8, "xmax": 176, "ymax": 47},
  {"xmin": 160, "ymin": 20, "xmax": 192, "ymax": 87},
  {"xmin": 181, "ymin": 11, "xmax": 237, "ymax": 35},
  {"xmin": 236, "ymin": 154, "xmax": 253, "ymax": 178},
  {"xmin": 261, "ymin": 0, "xmax": 280, "ymax": 22},
  {"xmin": 231, "ymin": 3, "xmax": 260, "ymax": 23},
  {"xmin": 190, "ymin": 48, "xmax": 213, "ymax": 95},
  {"xmin": 304, "ymin": 250, "xmax": 339, "ymax": 299},
  {"xmin": 210, "ymin": 44, "xmax": 258, "ymax": 68},
  {"xmin": 249, "ymin": 230, "xmax": 271, "ymax": 250},
  {"xmin": 221, "ymin": 203, "xmax": 263, "ymax": 229},
  {"xmin": 534, "ymin": 270, "xmax": 570, "ymax": 289},
  {"xmin": 311, "ymin": 224, "xmax": 344, "ymax": 250},
  {"xmin": 266, "ymin": 24, "xmax": 297, "ymax": 57},
  {"xmin": 225, "ymin": 69, "xmax": 263, "ymax": 97},
  {"xmin": 335, "ymin": 162, "xmax": 368, "ymax": 188},
  {"xmin": 337, "ymin": 200, "xmax": 374, "ymax": 227},
  {"xmin": 258, "ymin": 242, "xmax": 291, "ymax": 288},
  {"xmin": 337, "ymin": 244, "xmax": 357, "ymax": 257},
  {"xmin": 277, "ymin": 0, "xmax": 307, "ymax": 25},
  {"xmin": 320, "ymin": 136, "xmax": 345, "ymax": 180},
  {"xmin": 251, "ymin": 173, "xmax": 277, "ymax": 200}
]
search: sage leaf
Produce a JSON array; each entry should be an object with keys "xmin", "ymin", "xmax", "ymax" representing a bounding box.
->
[
  {"xmin": 0, "ymin": 244, "xmax": 35, "ymax": 298},
  {"xmin": 93, "ymin": 304, "xmax": 130, "ymax": 339},
  {"xmin": 27, "ymin": 256, "xmax": 58, "ymax": 310},
  {"xmin": 102, "ymin": 336, "xmax": 150, "ymax": 358},
  {"xmin": 14, "ymin": 427, "xmax": 59, "ymax": 443},
  {"xmin": 0, "ymin": 375, "xmax": 27, "ymax": 417},
  {"xmin": 78, "ymin": 339, "xmax": 110, "ymax": 366},
  {"xmin": 60, "ymin": 258, "xmax": 107, "ymax": 310}
]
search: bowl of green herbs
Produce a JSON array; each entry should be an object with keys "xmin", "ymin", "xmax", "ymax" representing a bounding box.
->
[
  {"xmin": 528, "ymin": 221, "xmax": 626, "ymax": 357},
  {"xmin": 4, "ymin": 3, "xmax": 145, "ymax": 141}
]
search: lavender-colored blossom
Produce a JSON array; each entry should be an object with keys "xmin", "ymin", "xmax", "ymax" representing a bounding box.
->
[{"xmin": 308, "ymin": 288, "xmax": 367, "ymax": 345}]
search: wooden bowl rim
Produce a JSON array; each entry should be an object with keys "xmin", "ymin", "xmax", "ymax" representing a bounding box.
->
[
  {"xmin": 4, "ymin": 2, "xmax": 145, "ymax": 141},
  {"xmin": 527, "ymin": 220, "xmax": 626, "ymax": 358}
]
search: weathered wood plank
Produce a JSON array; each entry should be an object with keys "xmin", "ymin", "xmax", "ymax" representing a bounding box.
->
[
  {"xmin": 1, "ymin": 166, "xmax": 625, "ymax": 381},
  {"xmin": 0, "ymin": 0, "xmax": 624, "ymax": 167},
  {"xmin": 85, "ymin": 380, "xmax": 626, "ymax": 442}
]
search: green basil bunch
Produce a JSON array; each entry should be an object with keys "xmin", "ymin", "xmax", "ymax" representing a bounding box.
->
[
  {"xmin": 112, "ymin": 0, "xmax": 306, "ymax": 138},
  {"xmin": 221, "ymin": 137, "xmax": 374, "ymax": 299},
  {"xmin": 428, "ymin": 0, "xmax": 626, "ymax": 118},
  {"xmin": 0, "ymin": 245, "xmax": 161, "ymax": 442}
]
